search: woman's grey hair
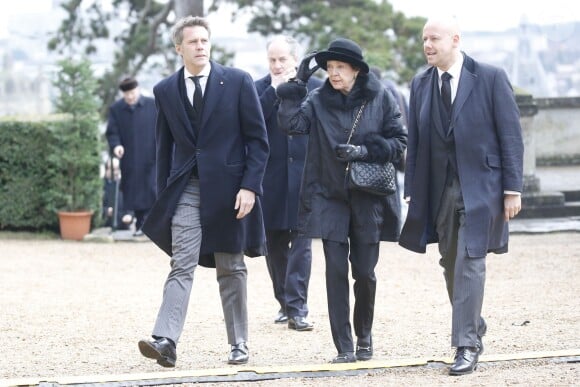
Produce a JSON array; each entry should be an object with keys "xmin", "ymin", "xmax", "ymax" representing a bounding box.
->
[
  {"xmin": 172, "ymin": 16, "xmax": 211, "ymax": 45},
  {"xmin": 266, "ymin": 35, "xmax": 301, "ymax": 60}
]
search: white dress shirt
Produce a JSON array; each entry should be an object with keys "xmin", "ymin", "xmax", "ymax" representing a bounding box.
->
[{"xmin": 437, "ymin": 54, "xmax": 463, "ymax": 104}]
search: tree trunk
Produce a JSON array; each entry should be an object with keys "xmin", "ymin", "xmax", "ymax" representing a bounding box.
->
[{"xmin": 174, "ymin": 0, "xmax": 204, "ymax": 18}]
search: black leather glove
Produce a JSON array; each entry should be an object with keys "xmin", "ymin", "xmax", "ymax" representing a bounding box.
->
[
  {"xmin": 276, "ymin": 80, "xmax": 308, "ymax": 100},
  {"xmin": 335, "ymin": 144, "xmax": 368, "ymax": 161},
  {"xmin": 276, "ymin": 52, "xmax": 319, "ymax": 100},
  {"xmin": 295, "ymin": 51, "xmax": 320, "ymax": 84}
]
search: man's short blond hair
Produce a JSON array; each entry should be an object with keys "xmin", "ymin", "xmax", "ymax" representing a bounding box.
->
[{"xmin": 172, "ymin": 16, "xmax": 211, "ymax": 45}]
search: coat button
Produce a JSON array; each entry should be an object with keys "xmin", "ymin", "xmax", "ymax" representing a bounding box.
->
[{"xmin": 288, "ymin": 157, "xmax": 293, "ymax": 162}]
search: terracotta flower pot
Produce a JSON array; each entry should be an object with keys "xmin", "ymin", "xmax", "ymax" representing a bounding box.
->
[{"xmin": 57, "ymin": 211, "xmax": 94, "ymax": 241}]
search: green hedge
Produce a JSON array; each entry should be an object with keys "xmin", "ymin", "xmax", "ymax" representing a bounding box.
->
[{"xmin": 0, "ymin": 117, "xmax": 103, "ymax": 232}]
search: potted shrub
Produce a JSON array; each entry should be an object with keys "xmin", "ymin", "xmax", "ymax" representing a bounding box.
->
[{"xmin": 48, "ymin": 58, "xmax": 103, "ymax": 240}]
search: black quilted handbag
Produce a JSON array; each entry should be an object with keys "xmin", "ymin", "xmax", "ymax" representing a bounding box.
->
[
  {"xmin": 345, "ymin": 102, "xmax": 396, "ymax": 196},
  {"xmin": 348, "ymin": 160, "xmax": 396, "ymax": 196}
]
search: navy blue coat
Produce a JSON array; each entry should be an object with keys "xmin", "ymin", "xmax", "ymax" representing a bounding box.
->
[
  {"xmin": 142, "ymin": 62, "xmax": 269, "ymax": 267},
  {"xmin": 399, "ymin": 53, "xmax": 524, "ymax": 257},
  {"xmin": 105, "ymin": 95, "xmax": 157, "ymax": 211},
  {"xmin": 255, "ymin": 74, "xmax": 322, "ymax": 230}
]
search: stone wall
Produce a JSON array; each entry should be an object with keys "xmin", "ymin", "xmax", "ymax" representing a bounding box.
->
[{"xmin": 533, "ymin": 97, "xmax": 580, "ymax": 165}]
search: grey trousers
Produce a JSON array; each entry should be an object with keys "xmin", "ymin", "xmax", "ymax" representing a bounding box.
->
[
  {"xmin": 436, "ymin": 176, "xmax": 487, "ymax": 348},
  {"xmin": 152, "ymin": 177, "xmax": 248, "ymax": 345}
]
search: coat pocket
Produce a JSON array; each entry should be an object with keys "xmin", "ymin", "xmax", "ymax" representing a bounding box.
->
[{"xmin": 486, "ymin": 154, "xmax": 501, "ymax": 168}]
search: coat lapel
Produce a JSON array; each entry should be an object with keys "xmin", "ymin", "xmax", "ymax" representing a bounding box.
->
[
  {"xmin": 452, "ymin": 54, "xmax": 476, "ymax": 124},
  {"xmin": 161, "ymin": 68, "xmax": 198, "ymax": 144},
  {"xmin": 199, "ymin": 61, "xmax": 227, "ymax": 130}
]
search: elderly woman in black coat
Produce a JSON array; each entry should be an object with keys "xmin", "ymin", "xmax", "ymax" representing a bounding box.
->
[{"xmin": 276, "ymin": 38, "xmax": 407, "ymax": 363}]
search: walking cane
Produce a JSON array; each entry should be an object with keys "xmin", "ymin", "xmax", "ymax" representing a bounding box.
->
[{"xmin": 108, "ymin": 151, "xmax": 120, "ymax": 230}]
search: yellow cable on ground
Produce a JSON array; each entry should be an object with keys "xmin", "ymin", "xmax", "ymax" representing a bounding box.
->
[{"xmin": 2, "ymin": 348, "xmax": 579, "ymax": 387}]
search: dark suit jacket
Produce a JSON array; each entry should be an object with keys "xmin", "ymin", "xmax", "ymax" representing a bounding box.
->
[
  {"xmin": 399, "ymin": 53, "xmax": 523, "ymax": 257},
  {"xmin": 255, "ymin": 74, "xmax": 322, "ymax": 230},
  {"xmin": 142, "ymin": 61, "xmax": 270, "ymax": 267}
]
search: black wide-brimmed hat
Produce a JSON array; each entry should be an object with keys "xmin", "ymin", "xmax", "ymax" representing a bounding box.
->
[{"xmin": 315, "ymin": 38, "xmax": 369, "ymax": 74}]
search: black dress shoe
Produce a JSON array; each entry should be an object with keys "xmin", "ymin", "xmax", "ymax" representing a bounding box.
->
[
  {"xmin": 138, "ymin": 337, "xmax": 176, "ymax": 368},
  {"xmin": 331, "ymin": 352, "xmax": 356, "ymax": 364},
  {"xmin": 288, "ymin": 316, "xmax": 314, "ymax": 331},
  {"xmin": 355, "ymin": 336, "xmax": 373, "ymax": 361},
  {"xmin": 228, "ymin": 342, "xmax": 249, "ymax": 365},
  {"xmin": 449, "ymin": 346, "xmax": 479, "ymax": 375},
  {"xmin": 274, "ymin": 310, "xmax": 288, "ymax": 324}
]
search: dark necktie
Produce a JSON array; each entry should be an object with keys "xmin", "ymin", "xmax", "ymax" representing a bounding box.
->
[
  {"xmin": 190, "ymin": 75, "xmax": 203, "ymax": 114},
  {"xmin": 440, "ymin": 72, "xmax": 452, "ymax": 115}
]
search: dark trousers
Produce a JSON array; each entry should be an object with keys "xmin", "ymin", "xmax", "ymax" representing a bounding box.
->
[
  {"xmin": 322, "ymin": 238, "xmax": 378, "ymax": 354},
  {"xmin": 265, "ymin": 229, "xmax": 312, "ymax": 318},
  {"xmin": 436, "ymin": 175, "xmax": 487, "ymax": 348}
]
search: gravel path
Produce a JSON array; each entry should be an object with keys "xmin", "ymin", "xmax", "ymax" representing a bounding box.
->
[{"xmin": 1, "ymin": 232, "xmax": 579, "ymax": 385}]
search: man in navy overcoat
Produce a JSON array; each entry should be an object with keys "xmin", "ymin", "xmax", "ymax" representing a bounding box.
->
[
  {"xmin": 399, "ymin": 16, "xmax": 523, "ymax": 375},
  {"xmin": 139, "ymin": 16, "xmax": 269, "ymax": 368},
  {"xmin": 254, "ymin": 35, "xmax": 322, "ymax": 331}
]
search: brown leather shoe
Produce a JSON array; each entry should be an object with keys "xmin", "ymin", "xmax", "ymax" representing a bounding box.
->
[
  {"xmin": 138, "ymin": 337, "xmax": 176, "ymax": 368},
  {"xmin": 228, "ymin": 342, "xmax": 249, "ymax": 365}
]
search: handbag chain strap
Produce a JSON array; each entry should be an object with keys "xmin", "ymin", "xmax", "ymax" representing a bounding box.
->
[
  {"xmin": 345, "ymin": 102, "xmax": 366, "ymax": 176},
  {"xmin": 346, "ymin": 102, "xmax": 366, "ymax": 145}
]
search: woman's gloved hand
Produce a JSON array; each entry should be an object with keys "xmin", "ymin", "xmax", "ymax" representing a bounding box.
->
[
  {"xmin": 295, "ymin": 51, "xmax": 320, "ymax": 84},
  {"xmin": 276, "ymin": 81, "xmax": 308, "ymax": 100},
  {"xmin": 335, "ymin": 144, "xmax": 368, "ymax": 161}
]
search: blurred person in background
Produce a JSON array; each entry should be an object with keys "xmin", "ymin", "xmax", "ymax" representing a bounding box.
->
[{"xmin": 105, "ymin": 77, "xmax": 157, "ymax": 236}]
